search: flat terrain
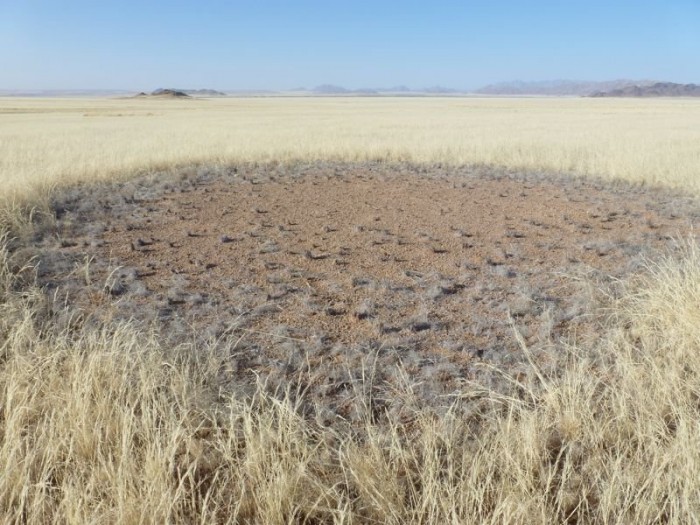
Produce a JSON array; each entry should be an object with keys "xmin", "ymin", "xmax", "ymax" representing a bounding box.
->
[
  {"xmin": 3, "ymin": 97, "xmax": 700, "ymax": 205},
  {"xmin": 25, "ymin": 163, "xmax": 699, "ymax": 422}
]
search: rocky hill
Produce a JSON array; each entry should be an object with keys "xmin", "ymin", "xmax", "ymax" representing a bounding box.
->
[
  {"xmin": 147, "ymin": 88, "xmax": 226, "ymax": 97},
  {"xmin": 134, "ymin": 89, "xmax": 191, "ymax": 98}
]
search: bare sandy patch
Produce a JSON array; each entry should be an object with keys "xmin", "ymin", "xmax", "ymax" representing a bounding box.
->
[{"xmin": 20, "ymin": 163, "xmax": 700, "ymax": 423}]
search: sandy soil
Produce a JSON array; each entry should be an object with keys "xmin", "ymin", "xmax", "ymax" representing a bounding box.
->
[{"xmin": 20, "ymin": 163, "xmax": 700, "ymax": 424}]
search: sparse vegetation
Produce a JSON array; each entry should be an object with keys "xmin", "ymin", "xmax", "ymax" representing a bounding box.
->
[{"xmin": 1, "ymin": 97, "xmax": 700, "ymax": 523}]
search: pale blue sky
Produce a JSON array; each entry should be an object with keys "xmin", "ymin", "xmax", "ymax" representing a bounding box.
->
[{"xmin": 1, "ymin": 0, "xmax": 698, "ymax": 90}]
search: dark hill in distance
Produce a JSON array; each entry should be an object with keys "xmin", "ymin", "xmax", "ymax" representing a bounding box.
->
[
  {"xmin": 133, "ymin": 89, "xmax": 191, "ymax": 99},
  {"xmin": 590, "ymin": 82, "xmax": 700, "ymax": 97},
  {"xmin": 138, "ymin": 88, "xmax": 227, "ymax": 98},
  {"xmin": 151, "ymin": 89, "xmax": 191, "ymax": 98},
  {"xmin": 475, "ymin": 79, "xmax": 657, "ymax": 96}
]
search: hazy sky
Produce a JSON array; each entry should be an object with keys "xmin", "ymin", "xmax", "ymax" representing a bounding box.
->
[{"xmin": 1, "ymin": 0, "xmax": 698, "ymax": 90}]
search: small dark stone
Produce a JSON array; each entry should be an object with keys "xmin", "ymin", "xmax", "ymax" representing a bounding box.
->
[
  {"xmin": 326, "ymin": 304, "xmax": 347, "ymax": 316},
  {"xmin": 306, "ymin": 250, "xmax": 330, "ymax": 260},
  {"xmin": 411, "ymin": 321, "xmax": 432, "ymax": 332}
]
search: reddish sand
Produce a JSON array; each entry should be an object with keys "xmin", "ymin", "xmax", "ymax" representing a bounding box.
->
[{"xmin": 28, "ymin": 164, "xmax": 699, "ymax": 419}]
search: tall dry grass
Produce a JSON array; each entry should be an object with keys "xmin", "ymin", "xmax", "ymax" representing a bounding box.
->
[
  {"xmin": 2, "ymin": 235, "xmax": 700, "ymax": 523},
  {"xmin": 2, "ymin": 96, "xmax": 700, "ymax": 522}
]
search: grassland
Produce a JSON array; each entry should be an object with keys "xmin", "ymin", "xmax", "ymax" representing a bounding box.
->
[
  {"xmin": 3, "ymin": 96, "xmax": 700, "ymax": 204},
  {"xmin": 2, "ymin": 96, "xmax": 700, "ymax": 523}
]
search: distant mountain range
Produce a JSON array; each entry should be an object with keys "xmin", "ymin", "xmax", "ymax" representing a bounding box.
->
[
  {"xmin": 589, "ymin": 82, "xmax": 700, "ymax": 97},
  {"xmin": 3, "ymin": 81, "xmax": 698, "ymax": 98},
  {"xmin": 305, "ymin": 80, "xmax": 700, "ymax": 96},
  {"xmin": 308, "ymin": 84, "xmax": 461, "ymax": 95},
  {"xmin": 474, "ymin": 79, "xmax": 659, "ymax": 96}
]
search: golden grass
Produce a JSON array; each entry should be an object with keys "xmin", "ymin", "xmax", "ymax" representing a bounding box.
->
[
  {"xmin": 3, "ymin": 96, "xmax": 700, "ymax": 523},
  {"xmin": 2, "ymin": 96, "xmax": 700, "ymax": 206}
]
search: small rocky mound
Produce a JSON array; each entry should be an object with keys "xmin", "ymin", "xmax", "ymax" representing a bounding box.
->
[
  {"xmin": 132, "ymin": 89, "xmax": 191, "ymax": 99},
  {"xmin": 151, "ymin": 88, "xmax": 190, "ymax": 98}
]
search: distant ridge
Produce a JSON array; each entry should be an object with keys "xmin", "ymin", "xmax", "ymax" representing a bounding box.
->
[
  {"xmin": 311, "ymin": 85, "xmax": 380, "ymax": 95},
  {"xmin": 11, "ymin": 81, "xmax": 697, "ymax": 99},
  {"xmin": 312, "ymin": 84, "xmax": 351, "ymax": 94},
  {"xmin": 134, "ymin": 89, "xmax": 191, "ymax": 99},
  {"xmin": 474, "ymin": 79, "xmax": 657, "ymax": 96},
  {"xmin": 589, "ymin": 82, "xmax": 700, "ymax": 98},
  {"xmin": 151, "ymin": 89, "xmax": 190, "ymax": 98},
  {"xmin": 309, "ymin": 84, "xmax": 463, "ymax": 95}
]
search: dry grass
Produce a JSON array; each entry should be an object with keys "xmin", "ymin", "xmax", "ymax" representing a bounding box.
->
[
  {"xmin": 2, "ymin": 96, "xmax": 700, "ymax": 206},
  {"xmin": 3, "ymin": 236, "xmax": 700, "ymax": 523},
  {"xmin": 2, "ymin": 96, "xmax": 700, "ymax": 523}
]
